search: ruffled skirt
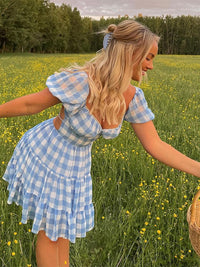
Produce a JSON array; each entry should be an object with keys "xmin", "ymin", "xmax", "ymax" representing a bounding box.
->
[{"xmin": 3, "ymin": 118, "xmax": 94, "ymax": 243}]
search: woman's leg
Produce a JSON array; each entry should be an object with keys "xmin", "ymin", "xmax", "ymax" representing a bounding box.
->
[{"xmin": 36, "ymin": 230, "xmax": 70, "ymax": 267}]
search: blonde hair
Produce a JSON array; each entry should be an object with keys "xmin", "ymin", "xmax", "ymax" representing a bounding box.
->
[{"xmin": 68, "ymin": 20, "xmax": 160, "ymax": 125}]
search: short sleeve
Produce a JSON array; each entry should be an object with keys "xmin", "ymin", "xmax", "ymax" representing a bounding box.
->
[
  {"xmin": 124, "ymin": 87, "xmax": 155, "ymax": 123},
  {"xmin": 46, "ymin": 71, "xmax": 89, "ymax": 113}
]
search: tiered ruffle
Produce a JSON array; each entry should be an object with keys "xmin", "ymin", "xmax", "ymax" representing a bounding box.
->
[{"xmin": 3, "ymin": 119, "xmax": 94, "ymax": 243}]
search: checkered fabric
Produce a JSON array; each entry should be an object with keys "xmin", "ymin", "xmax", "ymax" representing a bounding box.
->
[
  {"xmin": 3, "ymin": 119, "xmax": 94, "ymax": 242},
  {"xmin": 124, "ymin": 87, "xmax": 155, "ymax": 123},
  {"xmin": 3, "ymin": 71, "xmax": 154, "ymax": 243}
]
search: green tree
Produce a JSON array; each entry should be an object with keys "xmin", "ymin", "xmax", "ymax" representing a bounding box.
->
[
  {"xmin": 56, "ymin": 4, "xmax": 71, "ymax": 53},
  {"xmin": 68, "ymin": 7, "xmax": 83, "ymax": 52},
  {"xmin": 0, "ymin": 1, "xmax": 200, "ymax": 54},
  {"xmin": 81, "ymin": 17, "xmax": 93, "ymax": 52}
]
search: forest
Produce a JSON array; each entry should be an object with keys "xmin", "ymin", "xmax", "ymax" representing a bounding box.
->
[{"xmin": 0, "ymin": 0, "xmax": 199, "ymax": 54}]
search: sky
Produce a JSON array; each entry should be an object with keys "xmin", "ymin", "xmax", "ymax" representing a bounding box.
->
[{"xmin": 51, "ymin": 0, "xmax": 200, "ymax": 19}]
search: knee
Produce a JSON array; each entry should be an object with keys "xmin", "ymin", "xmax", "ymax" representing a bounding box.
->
[{"xmin": 37, "ymin": 230, "xmax": 57, "ymax": 246}]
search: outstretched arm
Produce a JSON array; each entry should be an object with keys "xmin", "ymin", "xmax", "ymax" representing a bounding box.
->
[
  {"xmin": 132, "ymin": 120, "xmax": 200, "ymax": 177},
  {"xmin": 0, "ymin": 88, "xmax": 61, "ymax": 118}
]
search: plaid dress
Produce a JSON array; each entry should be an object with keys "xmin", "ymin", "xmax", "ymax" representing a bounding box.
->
[{"xmin": 3, "ymin": 71, "xmax": 154, "ymax": 243}]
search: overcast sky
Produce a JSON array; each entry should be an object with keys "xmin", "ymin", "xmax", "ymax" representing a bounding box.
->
[{"xmin": 51, "ymin": 0, "xmax": 200, "ymax": 18}]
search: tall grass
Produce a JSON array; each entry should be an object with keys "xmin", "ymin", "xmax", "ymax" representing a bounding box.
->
[{"xmin": 0, "ymin": 54, "xmax": 200, "ymax": 266}]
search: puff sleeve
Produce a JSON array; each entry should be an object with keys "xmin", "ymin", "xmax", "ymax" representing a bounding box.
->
[
  {"xmin": 46, "ymin": 71, "xmax": 89, "ymax": 114},
  {"xmin": 124, "ymin": 87, "xmax": 155, "ymax": 123}
]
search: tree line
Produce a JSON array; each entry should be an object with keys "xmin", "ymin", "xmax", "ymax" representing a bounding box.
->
[{"xmin": 0, "ymin": 0, "xmax": 199, "ymax": 54}]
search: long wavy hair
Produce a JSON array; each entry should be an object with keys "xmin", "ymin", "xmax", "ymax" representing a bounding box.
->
[{"xmin": 67, "ymin": 20, "xmax": 160, "ymax": 125}]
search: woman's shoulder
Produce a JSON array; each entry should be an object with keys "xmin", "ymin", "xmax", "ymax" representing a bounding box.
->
[
  {"xmin": 46, "ymin": 70, "xmax": 89, "ymax": 105},
  {"xmin": 47, "ymin": 70, "xmax": 88, "ymax": 84},
  {"xmin": 123, "ymin": 85, "xmax": 155, "ymax": 123},
  {"xmin": 123, "ymin": 84, "xmax": 136, "ymax": 111},
  {"xmin": 124, "ymin": 85, "xmax": 147, "ymax": 107}
]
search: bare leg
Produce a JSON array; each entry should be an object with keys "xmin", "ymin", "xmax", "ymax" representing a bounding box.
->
[
  {"xmin": 57, "ymin": 236, "xmax": 70, "ymax": 267},
  {"xmin": 36, "ymin": 230, "xmax": 69, "ymax": 267}
]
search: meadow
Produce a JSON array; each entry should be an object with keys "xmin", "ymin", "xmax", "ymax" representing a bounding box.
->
[{"xmin": 0, "ymin": 53, "xmax": 200, "ymax": 266}]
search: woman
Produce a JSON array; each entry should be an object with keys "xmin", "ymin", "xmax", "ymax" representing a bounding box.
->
[{"xmin": 1, "ymin": 20, "xmax": 200, "ymax": 267}]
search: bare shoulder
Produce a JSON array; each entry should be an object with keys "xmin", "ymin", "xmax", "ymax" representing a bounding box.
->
[{"xmin": 123, "ymin": 84, "xmax": 136, "ymax": 111}]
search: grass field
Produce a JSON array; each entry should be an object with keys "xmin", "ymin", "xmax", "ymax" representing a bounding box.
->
[{"xmin": 0, "ymin": 53, "xmax": 200, "ymax": 266}]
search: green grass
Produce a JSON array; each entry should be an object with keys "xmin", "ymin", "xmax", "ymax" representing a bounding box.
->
[{"xmin": 0, "ymin": 53, "xmax": 200, "ymax": 266}]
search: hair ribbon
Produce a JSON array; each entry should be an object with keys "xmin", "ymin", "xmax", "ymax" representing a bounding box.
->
[{"xmin": 103, "ymin": 33, "xmax": 113, "ymax": 49}]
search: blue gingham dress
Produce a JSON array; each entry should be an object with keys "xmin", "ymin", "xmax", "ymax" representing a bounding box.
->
[{"xmin": 3, "ymin": 71, "xmax": 154, "ymax": 243}]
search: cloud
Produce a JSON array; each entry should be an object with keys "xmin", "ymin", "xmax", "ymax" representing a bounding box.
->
[{"xmin": 51, "ymin": 0, "xmax": 200, "ymax": 17}]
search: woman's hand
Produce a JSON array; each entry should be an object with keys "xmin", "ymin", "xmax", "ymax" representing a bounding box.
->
[{"xmin": 131, "ymin": 120, "xmax": 200, "ymax": 178}]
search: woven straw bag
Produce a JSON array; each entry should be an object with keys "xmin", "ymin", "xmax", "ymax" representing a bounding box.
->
[{"xmin": 187, "ymin": 190, "xmax": 200, "ymax": 256}]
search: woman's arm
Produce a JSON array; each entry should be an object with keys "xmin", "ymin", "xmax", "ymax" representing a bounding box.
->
[
  {"xmin": 131, "ymin": 120, "xmax": 200, "ymax": 177},
  {"xmin": 0, "ymin": 88, "xmax": 61, "ymax": 118}
]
